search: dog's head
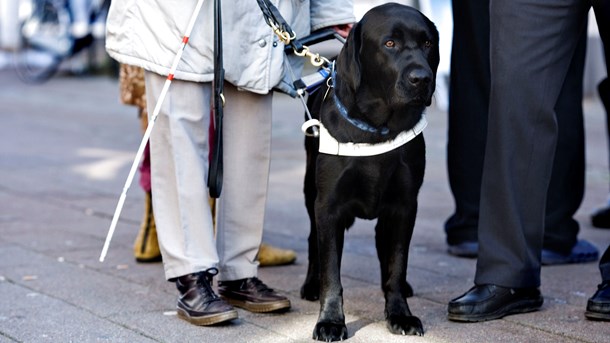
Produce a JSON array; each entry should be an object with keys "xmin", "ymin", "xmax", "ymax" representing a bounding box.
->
[{"xmin": 336, "ymin": 4, "xmax": 440, "ymax": 114}]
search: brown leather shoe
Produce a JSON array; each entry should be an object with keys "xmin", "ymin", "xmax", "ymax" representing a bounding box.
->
[
  {"xmin": 218, "ymin": 277, "xmax": 291, "ymax": 313},
  {"xmin": 174, "ymin": 269, "xmax": 238, "ymax": 325}
]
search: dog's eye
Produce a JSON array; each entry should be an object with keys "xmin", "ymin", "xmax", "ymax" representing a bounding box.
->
[
  {"xmin": 384, "ymin": 40, "xmax": 395, "ymax": 48},
  {"xmin": 424, "ymin": 40, "xmax": 432, "ymax": 48}
]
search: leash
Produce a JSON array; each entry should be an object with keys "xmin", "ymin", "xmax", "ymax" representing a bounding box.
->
[
  {"xmin": 256, "ymin": 0, "xmax": 296, "ymax": 45},
  {"xmin": 100, "ymin": 0, "xmax": 207, "ymax": 262},
  {"xmin": 256, "ymin": 0, "xmax": 337, "ymax": 68},
  {"xmin": 256, "ymin": 0, "xmax": 344, "ymax": 138},
  {"xmin": 208, "ymin": 0, "xmax": 224, "ymax": 198},
  {"xmin": 256, "ymin": 0, "xmax": 333, "ymax": 68}
]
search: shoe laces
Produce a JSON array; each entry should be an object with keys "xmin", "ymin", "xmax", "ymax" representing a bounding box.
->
[
  {"xmin": 248, "ymin": 277, "xmax": 274, "ymax": 293},
  {"xmin": 196, "ymin": 268, "xmax": 221, "ymax": 303}
]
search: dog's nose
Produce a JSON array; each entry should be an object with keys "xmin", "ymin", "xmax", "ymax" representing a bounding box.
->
[{"xmin": 407, "ymin": 69, "xmax": 431, "ymax": 87}]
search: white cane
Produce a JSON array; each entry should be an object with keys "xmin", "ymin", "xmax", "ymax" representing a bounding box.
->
[{"xmin": 99, "ymin": 0, "xmax": 206, "ymax": 262}]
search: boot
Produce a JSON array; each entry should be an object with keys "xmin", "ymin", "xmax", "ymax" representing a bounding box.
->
[
  {"xmin": 258, "ymin": 243, "xmax": 297, "ymax": 266},
  {"xmin": 175, "ymin": 269, "xmax": 238, "ymax": 325},
  {"xmin": 133, "ymin": 191, "xmax": 162, "ymax": 262}
]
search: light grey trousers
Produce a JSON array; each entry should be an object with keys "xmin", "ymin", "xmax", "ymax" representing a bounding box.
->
[{"xmin": 145, "ymin": 71, "xmax": 273, "ymax": 281}]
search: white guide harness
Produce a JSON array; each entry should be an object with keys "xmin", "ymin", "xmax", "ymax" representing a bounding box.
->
[{"xmin": 301, "ymin": 114, "xmax": 427, "ymax": 157}]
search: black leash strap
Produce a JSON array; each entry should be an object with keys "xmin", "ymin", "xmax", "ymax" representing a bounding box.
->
[
  {"xmin": 257, "ymin": 0, "xmax": 336, "ymax": 69},
  {"xmin": 208, "ymin": 0, "xmax": 224, "ymax": 198},
  {"xmin": 256, "ymin": 0, "xmax": 302, "ymax": 52}
]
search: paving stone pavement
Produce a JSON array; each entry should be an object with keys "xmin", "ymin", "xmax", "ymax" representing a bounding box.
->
[{"xmin": 0, "ymin": 59, "xmax": 609, "ymax": 343}]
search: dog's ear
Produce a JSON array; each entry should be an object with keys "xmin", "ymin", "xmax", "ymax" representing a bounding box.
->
[
  {"xmin": 424, "ymin": 16, "xmax": 440, "ymax": 107},
  {"xmin": 425, "ymin": 17, "xmax": 440, "ymax": 78},
  {"xmin": 336, "ymin": 21, "xmax": 362, "ymax": 93}
]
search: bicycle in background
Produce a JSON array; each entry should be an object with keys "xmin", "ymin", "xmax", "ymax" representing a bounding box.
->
[{"xmin": 13, "ymin": 0, "xmax": 110, "ymax": 83}]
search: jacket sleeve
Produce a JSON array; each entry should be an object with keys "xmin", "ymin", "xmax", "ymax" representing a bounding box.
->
[{"xmin": 310, "ymin": 0, "xmax": 355, "ymax": 32}]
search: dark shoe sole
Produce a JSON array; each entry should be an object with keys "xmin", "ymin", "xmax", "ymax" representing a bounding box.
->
[
  {"xmin": 448, "ymin": 297, "xmax": 543, "ymax": 322},
  {"xmin": 176, "ymin": 308, "xmax": 238, "ymax": 326},
  {"xmin": 585, "ymin": 310, "xmax": 610, "ymax": 321},
  {"xmin": 135, "ymin": 255, "xmax": 162, "ymax": 263},
  {"xmin": 222, "ymin": 297, "xmax": 291, "ymax": 313}
]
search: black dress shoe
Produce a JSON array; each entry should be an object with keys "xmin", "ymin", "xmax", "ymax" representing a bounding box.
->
[
  {"xmin": 174, "ymin": 269, "xmax": 238, "ymax": 325},
  {"xmin": 448, "ymin": 284, "xmax": 543, "ymax": 322},
  {"xmin": 591, "ymin": 205, "xmax": 610, "ymax": 229},
  {"xmin": 218, "ymin": 277, "xmax": 291, "ymax": 313},
  {"xmin": 585, "ymin": 281, "xmax": 610, "ymax": 321}
]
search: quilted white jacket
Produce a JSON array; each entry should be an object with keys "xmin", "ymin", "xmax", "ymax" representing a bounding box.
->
[{"xmin": 105, "ymin": 0, "xmax": 354, "ymax": 95}]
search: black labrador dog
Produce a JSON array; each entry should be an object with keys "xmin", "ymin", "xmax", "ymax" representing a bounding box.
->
[{"xmin": 300, "ymin": 3, "xmax": 439, "ymax": 341}]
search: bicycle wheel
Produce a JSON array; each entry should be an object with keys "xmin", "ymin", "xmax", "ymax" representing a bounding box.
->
[{"xmin": 13, "ymin": 0, "xmax": 73, "ymax": 83}]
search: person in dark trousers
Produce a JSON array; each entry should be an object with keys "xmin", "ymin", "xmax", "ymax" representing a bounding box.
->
[
  {"xmin": 587, "ymin": 0, "xmax": 610, "ymax": 322},
  {"xmin": 447, "ymin": 0, "xmax": 609, "ymax": 322},
  {"xmin": 590, "ymin": 48, "xmax": 610, "ymax": 228},
  {"xmin": 445, "ymin": 0, "xmax": 598, "ymax": 264},
  {"xmin": 591, "ymin": 78, "xmax": 610, "ymax": 228}
]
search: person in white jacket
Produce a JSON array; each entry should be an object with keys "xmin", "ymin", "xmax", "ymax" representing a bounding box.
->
[{"xmin": 105, "ymin": 0, "xmax": 354, "ymax": 326}]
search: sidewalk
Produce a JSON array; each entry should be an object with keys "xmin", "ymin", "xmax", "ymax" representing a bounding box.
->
[{"xmin": 0, "ymin": 67, "xmax": 609, "ymax": 342}]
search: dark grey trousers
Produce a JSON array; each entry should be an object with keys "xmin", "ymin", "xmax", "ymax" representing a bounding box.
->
[
  {"xmin": 593, "ymin": 0, "xmax": 610, "ymax": 282},
  {"xmin": 445, "ymin": 0, "xmax": 586, "ymax": 255},
  {"xmin": 475, "ymin": 0, "xmax": 593, "ymax": 288}
]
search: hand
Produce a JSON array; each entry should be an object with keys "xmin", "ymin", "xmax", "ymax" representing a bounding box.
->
[{"xmin": 332, "ymin": 23, "xmax": 353, "ymax": 39}]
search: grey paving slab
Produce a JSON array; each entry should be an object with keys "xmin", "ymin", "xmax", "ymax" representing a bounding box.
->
[{"xmin": 0, "ymin": 280, "xmax": 157, "ymax": 342}]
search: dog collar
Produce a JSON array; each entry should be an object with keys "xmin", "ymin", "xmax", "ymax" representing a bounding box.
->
[
  {"xmin": 332, "ymin": 92, "xmax": 390, "ymax": 135},
  {"xmin": 301, "ymin": 114, "xmax": 427, "ymax": 157}
]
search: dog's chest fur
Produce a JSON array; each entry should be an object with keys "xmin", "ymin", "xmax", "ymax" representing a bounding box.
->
[{"xmin": 316, "ymin": 137, "xmax": 425, "ymax": 220}]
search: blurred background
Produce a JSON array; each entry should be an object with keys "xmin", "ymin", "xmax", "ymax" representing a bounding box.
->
[{"xmin": 0, "ymin": 0, "xmax": 606, "ymax": 105}]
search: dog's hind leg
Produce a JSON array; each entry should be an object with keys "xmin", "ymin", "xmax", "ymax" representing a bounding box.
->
[{"xmin": 375, "ymin": 210, "xmax": 424, "ymax": 336}]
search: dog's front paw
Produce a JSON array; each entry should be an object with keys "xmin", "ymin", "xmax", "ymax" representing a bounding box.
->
[
  {"xmin": 386, "ymin": 314, "xmax": 423, "ymax": 336},
  {"xmin": 300, "ymin": 281, "xmax": 320, "ymax": 301},
  {"xmin": 313, "ymin": 321, "xmax": 348, "ymax": 341}
]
